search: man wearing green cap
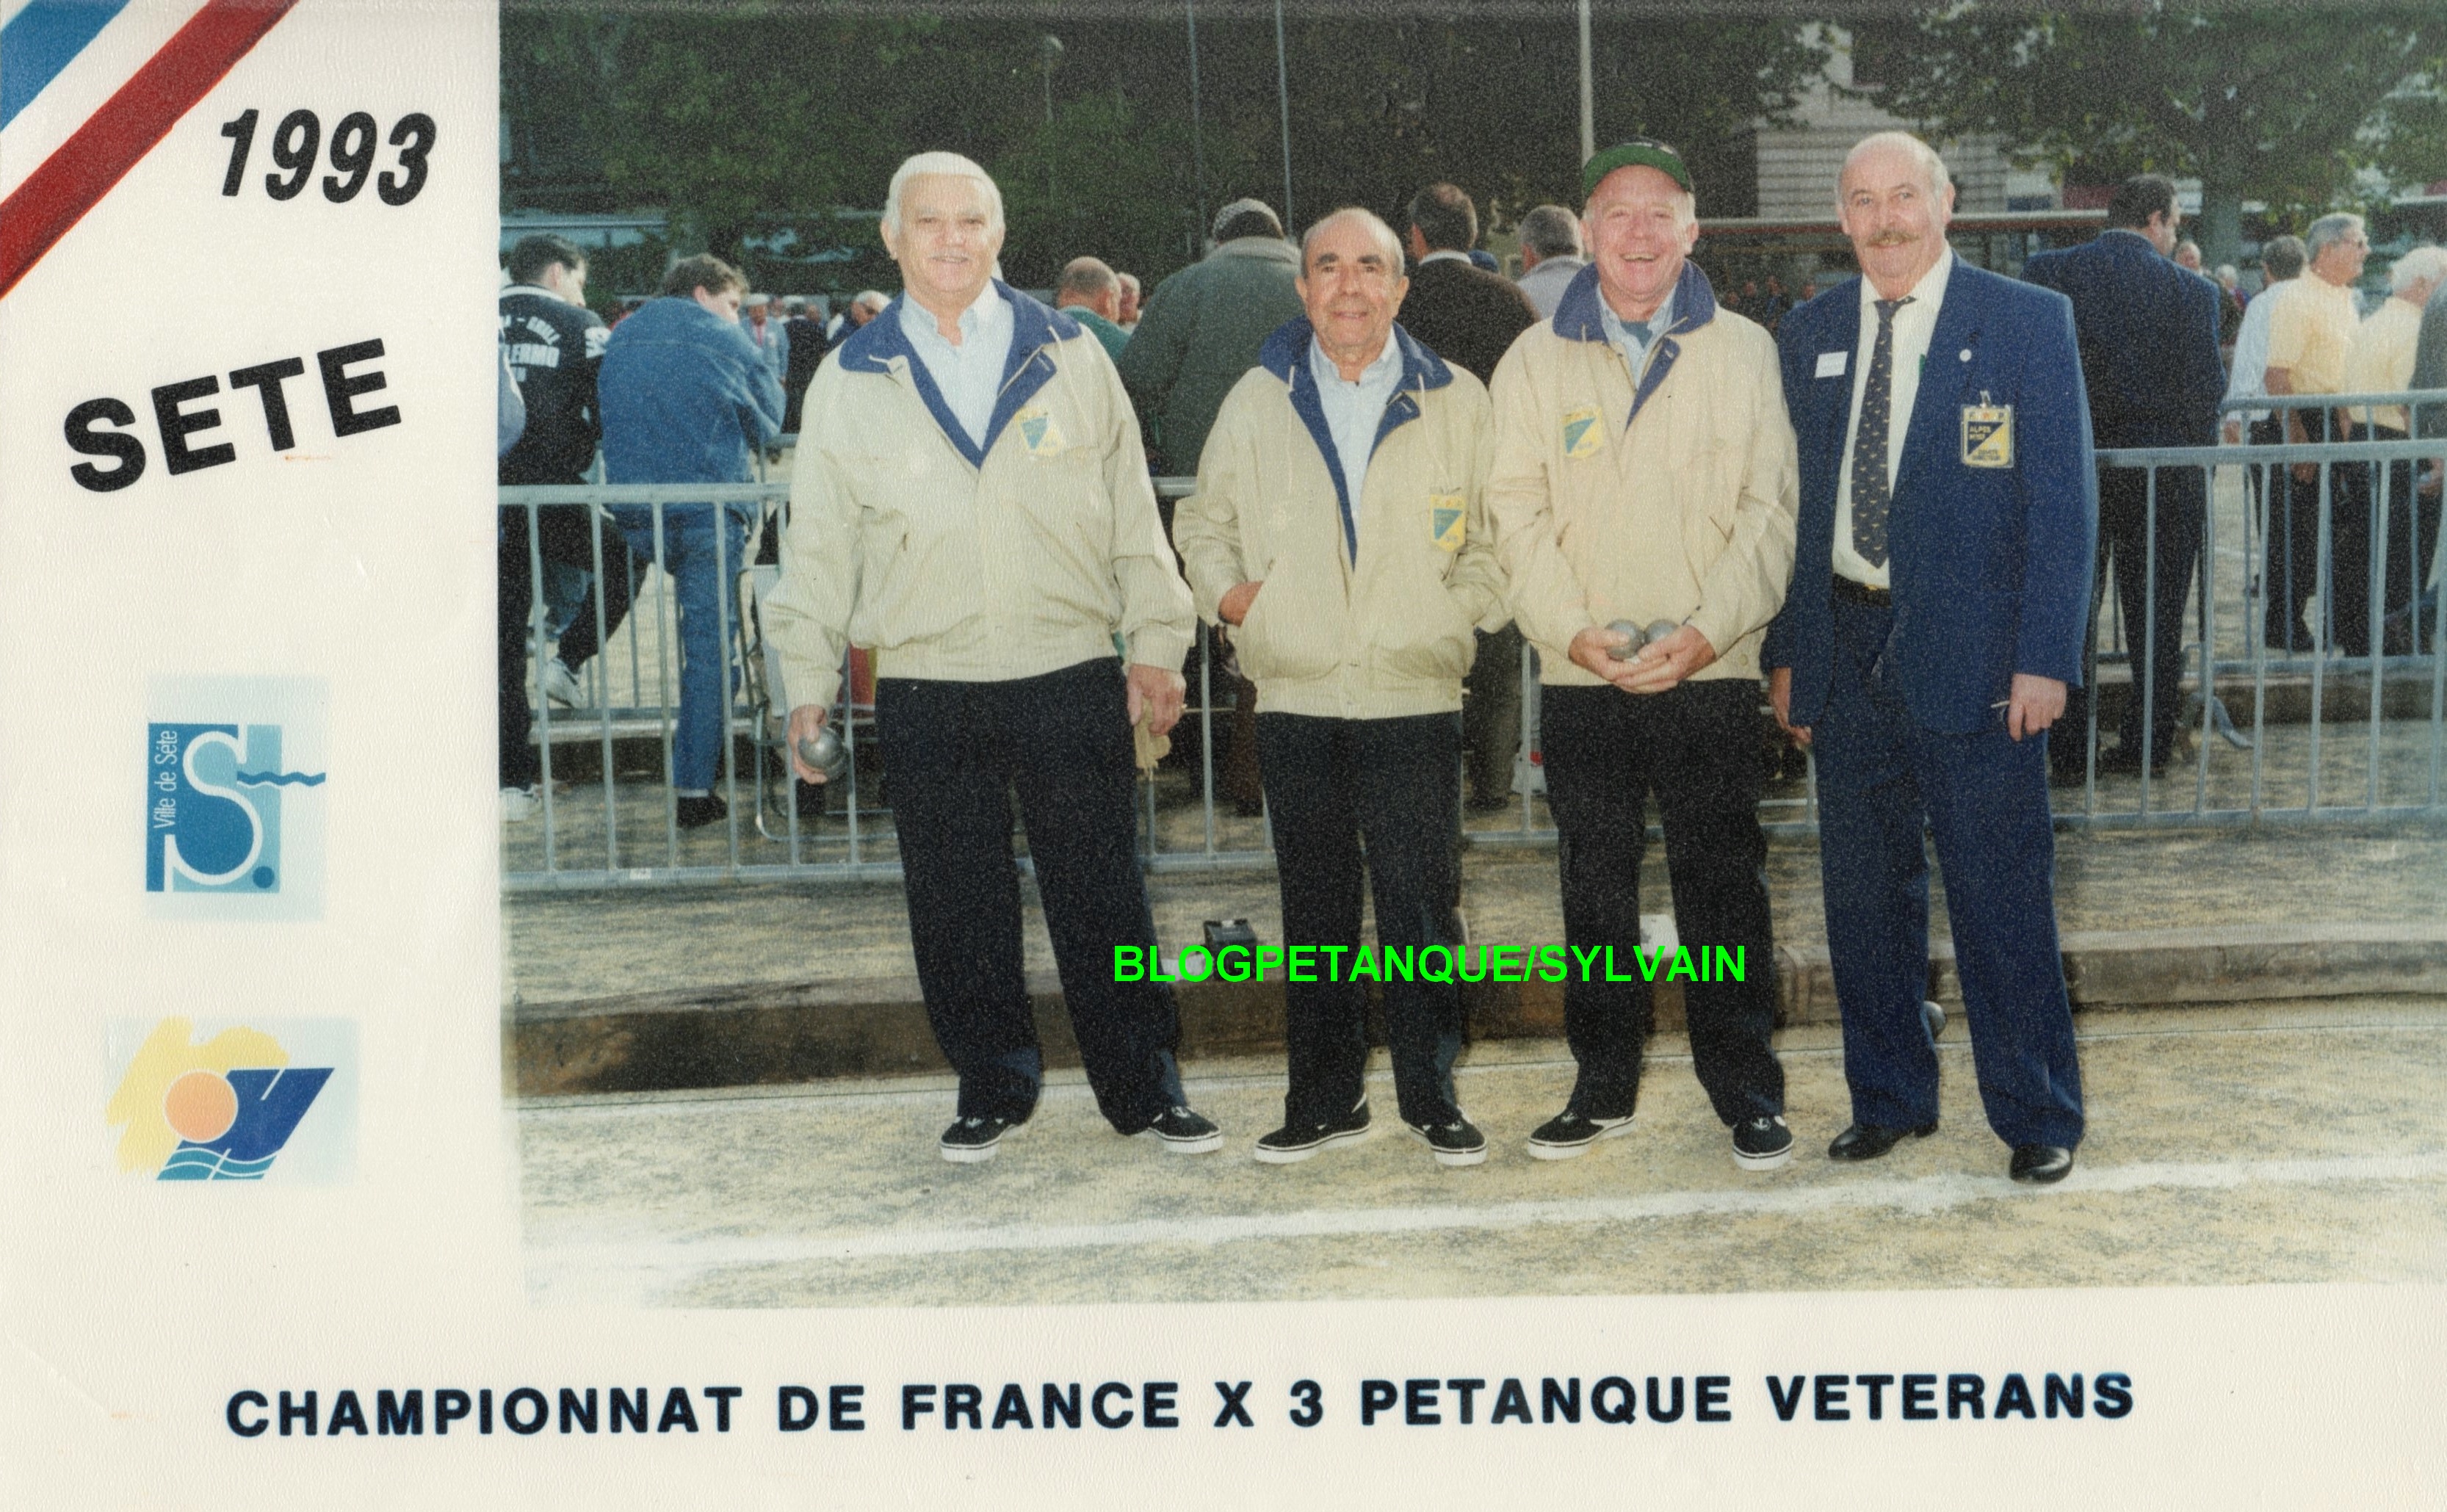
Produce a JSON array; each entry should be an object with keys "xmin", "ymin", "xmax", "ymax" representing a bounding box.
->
[{"xmin": 1485, "ymin": 140, "xmax": 1800, "ymax": 1172}]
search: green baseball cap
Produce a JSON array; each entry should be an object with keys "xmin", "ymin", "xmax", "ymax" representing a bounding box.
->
[{"xmin": 1582, "ymin": 138, "xmax": 1694, "ymax": 199}]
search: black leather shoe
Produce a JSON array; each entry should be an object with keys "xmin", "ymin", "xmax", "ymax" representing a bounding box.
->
[
  {"xmin": 1826, "ymin": 1121, "xmax": 1937, "ymax": 1162},
  {"xmin": 2009, "ymin": 1144, "xmax": 2075, "ymax": 1184}
]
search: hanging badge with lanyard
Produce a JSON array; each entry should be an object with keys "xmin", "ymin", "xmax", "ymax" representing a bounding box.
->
[{"xmin": 1962, "ymin": 389, "xmax": 2013, "ymax": 469}]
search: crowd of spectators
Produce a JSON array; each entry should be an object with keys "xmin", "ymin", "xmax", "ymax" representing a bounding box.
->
[{"xmin": 499, "ymin": 167, "xmax": 2447, "ymax": 831}]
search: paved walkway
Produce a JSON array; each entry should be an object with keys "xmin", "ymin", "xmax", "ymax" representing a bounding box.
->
[{"xmin": 519, "ymin": 999, "xmax": 2447, "ymax": 1307}]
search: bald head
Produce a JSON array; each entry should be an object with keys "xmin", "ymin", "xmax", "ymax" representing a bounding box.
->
[
  {"xmin": 1837, "ymin": 131, "xmax": 1956, "ymax": 300},
  {"xmin": 1055, "ymin": 256, "xmax": 1121, "ymax": 322}
]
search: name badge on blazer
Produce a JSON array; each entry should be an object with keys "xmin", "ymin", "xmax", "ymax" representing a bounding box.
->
[
  {"xmin": 1430, "ymin": 494, "xmax": 1467, "ymax": 553},
  {"xmin": 1815, "ymin": 350, "xmax": 1848, "ymax": 379},
  {"xmin": 1962, "ymin": 396, "xmax": 2013, "ymax": 469},
  {"xmin": 1015, "ymin": 406, "xmax": 1069, "ymax": 458},
  {"xmin": 1561, "ymin": 405, "xmax": 1604, "ymax": 460}
]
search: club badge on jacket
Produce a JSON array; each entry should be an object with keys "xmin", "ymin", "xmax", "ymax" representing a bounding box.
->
[
  {"xmin": 1561, "ymin": 404, "xmax": 1604, "ymax": 460},
  {"xmin": 1962, "ymin": 392, "xmax": 2013, "ymax": 469}
]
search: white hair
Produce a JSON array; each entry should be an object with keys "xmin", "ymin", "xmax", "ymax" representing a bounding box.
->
[
  {"xmin": 1840, "ymin": 130, "xmax": 1953, "ymax": 204},
  {"xmin": 2389, "ymin": 245, "xmax": 2447, "ymax": 294},
  {"xmin": 2305, "ymin": 212, "xmax": 2365, "ymax": 264},
  {"xmin": 1298, "ymin": 207, "xmax": 1406, "ymax": 286},
  {"xmin": 882, "ymin": 151, "xmax": 1003, "ymax": 239},
  {"xmin": 853, "ymin": 290, "xmax": 889, "ymax": 313}
]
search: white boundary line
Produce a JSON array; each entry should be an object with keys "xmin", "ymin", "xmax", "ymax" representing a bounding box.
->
[{"xmin": 527, "ymin": 1151, "xmax": 2447, "ymax": 1284}]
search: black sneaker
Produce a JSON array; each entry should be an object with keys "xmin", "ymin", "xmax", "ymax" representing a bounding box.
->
[
  {"xmin": 1132, "ymin": 1104, "xmax": 1224, "ymax": 1154},
  {"xmin": 1525, "ymin": 1105, "xmax": 1634, "ymax": 1161},
  {"xmin": 939, "ymin": 1114, "xmax": 1023, "ymax": 1164},
  {"xmin": 674, "ymin": 793, "xmax": 729, "ymax": 830},
  {"xmin": 1254, "ymin": 1099, "xmax": 1374, "ymax": 1165},
  {"xmin": 1406, "ymin": 1117, "xmax": 1488, "ymax": 1168},
  {"xmin": 1732, "ymin": 1114, "xmax": 1795, "ymax": 1171}
]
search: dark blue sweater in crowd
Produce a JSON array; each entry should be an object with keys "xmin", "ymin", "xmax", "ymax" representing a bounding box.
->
[{"xmin": 597, "ymin": 296, "xmax": 786, "ymax": 494}]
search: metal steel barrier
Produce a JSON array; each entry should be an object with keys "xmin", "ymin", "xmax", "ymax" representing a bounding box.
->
[{"xmin": 501, "ymin": 395, "xmax": 2447, "ymax": 891}]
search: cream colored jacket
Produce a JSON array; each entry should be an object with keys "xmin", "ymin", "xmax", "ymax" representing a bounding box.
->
[
  {"xmin": 1174, "ymin": 319, "xmax": 1507, "ymax": 720},
  {"xmin": 1486, "ymin": 261, "xmax": 1797, "ymax": 685},
  {"xmin": 764, "ymin": 283, "xmax": 1194, "ymax": 714}
]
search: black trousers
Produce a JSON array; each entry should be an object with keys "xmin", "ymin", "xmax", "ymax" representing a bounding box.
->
[
  {"xmin": 877, "ymin": 659, "xmax": 1186, "ymax": 1132},
  {"xmin": 2341, "ymin": 424, "xmax": 2437, "ymax": 656},
  {"xmin": 1539, "ymin": 679, "xmax": 1783, "ymax": 1125},
  {"xmin": 498, "ymin": 503, "xmax": 635, "ymax": 787},
  {"xmin": 2061, "ymin": 458, "xmax": 2205, "ymax": 767},
  {"xmin": 1461, "ymin": 623, "xmax": 1524, "ymax": 806},
  {"xmin": 2262, "ymin": 408, "xmax": 2381, "ymax": 652},
  {"xmin": 1256, "ymin": 710, "xmax": 1464, "ymax": 1129}
]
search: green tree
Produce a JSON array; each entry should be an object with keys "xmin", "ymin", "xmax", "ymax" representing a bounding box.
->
[
  {"xmin": 1865, "ymin": 3, "xmax": 2447, "ymax": 267},
  {"xmin": 500, "ymin": 7, "xmax": 1832, "ymax": 290}
]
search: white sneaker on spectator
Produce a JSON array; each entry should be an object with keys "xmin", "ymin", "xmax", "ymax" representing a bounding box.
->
[
  {"xmin": 501, "ymin": 784, "xmax": 539, "ymax": 822},
  {"xmin": 541, "ymin": 658, "xmax": 584, "ymax": 707}
]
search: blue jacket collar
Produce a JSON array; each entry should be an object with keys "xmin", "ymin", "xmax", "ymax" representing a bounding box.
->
[
  {"xmin": 836, "ymin": 280, "xmax": 1082, "ymax": 468},
  {"xmin": 1549, "ymin": 257, "xmax": 1717, "ymax": 344},
  {"xmin": 1256, "ymin": 314, "xmax": 1453, "ymax": 392},
  {"xmin": 1550, "ymin": 258, "xmax": 1718, "ymax": 430},
  {"xmin": 1259, "ymin": 316, "xmax": 1452, "ymax": 563}
]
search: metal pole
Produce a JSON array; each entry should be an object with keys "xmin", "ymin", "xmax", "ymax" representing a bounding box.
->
[
  {"xmin": 1577, "ymin": 0, "xmax": 1595, "ymax": 163},
  {"xmin": 1274, "ymin": 0, "xmax": 1293, "ymax": 230},
  {"xmin": 1187, "ymin": 1, "xmax": 1208, "ymax": 245},
  {"xmin": 1039, "ymin": 34, "xmax": 1062, "ymax": 207}
]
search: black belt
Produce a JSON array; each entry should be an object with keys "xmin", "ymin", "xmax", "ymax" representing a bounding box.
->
[{"xmin": 1831, "ymin": 576, "xmax": 1892, "ymax": 608}]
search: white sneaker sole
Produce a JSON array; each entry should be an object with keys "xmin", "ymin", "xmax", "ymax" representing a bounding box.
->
[
  {"xmin": 1138, "ymin": 1128, "xmax": 1226, "ymax": 1155},
  {"xmin": 1406, "ymin": 1125, "xmax": 1488, "ymax": 1167},
  {"xmin": 1525, "ymin": 1117, "xmax": 1635, "ymax": 1161},
  {"xmin": 1732, "ymin": 1144, "xmax": 1794, "ymax": 1172},
  {"xmin": 1252, "ymin": 1125, "xmax": 1375, "ymax": 1165},
  {"xmin": 939, "ymin": 1120, "xmax": 1022, "ymax": 1164}
]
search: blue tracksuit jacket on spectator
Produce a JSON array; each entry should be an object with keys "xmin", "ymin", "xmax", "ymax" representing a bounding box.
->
[{"xmin": 597, "ymin": 297, "xmax": 787, "ymax": 795}]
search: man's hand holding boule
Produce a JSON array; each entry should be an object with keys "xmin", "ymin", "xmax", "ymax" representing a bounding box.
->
[
  {"xmin": 786, "ymin": 703, "xmax": 831, "ymax": 783},
  {"xmin": 1568, "ymin": 624, "xmax": 1645, "ymax": 690},
  {"xmin": 1622, "ymin": 623, "xmax": 1717, "ymax": 694}
]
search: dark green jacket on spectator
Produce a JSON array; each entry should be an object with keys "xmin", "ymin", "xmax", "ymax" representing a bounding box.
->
[
  {"xmin": 1066, "ymin": 305, "xmax": 1132, "ymax": 366},
  {"xmin": 1117, "ymin": 236, "xmax": 1305, "ymax": 476}
]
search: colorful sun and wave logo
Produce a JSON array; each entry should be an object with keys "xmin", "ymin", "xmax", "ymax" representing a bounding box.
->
[{"xmin": 106, "ymin": 1019, "xmax": 338, "ymax": 1181}]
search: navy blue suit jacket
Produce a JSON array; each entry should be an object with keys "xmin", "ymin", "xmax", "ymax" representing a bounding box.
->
[
  {"xmin": 2022, "ymin": 229, "xmax": 2223, "ymax": 449},
  {"xmin": 1762, "ymin": 260, "xmax": 2098, "ymax": 734}
]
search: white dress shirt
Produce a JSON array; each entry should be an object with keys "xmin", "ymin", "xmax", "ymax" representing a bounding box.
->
[
  {"xmin": 898, "ymin": 283, "xmax": 1013, "ymax": 451},
  {"xmin": 1833, "ymin": 247, "xmax": 1954, "ymax": 588},
  {"xmin": 2222, "ymin": 281, "xmax": 2285, "ymax": 427},
  {"xmin": 1309, "ymin": 331, "xmax": 1403, "ymax": 518}
]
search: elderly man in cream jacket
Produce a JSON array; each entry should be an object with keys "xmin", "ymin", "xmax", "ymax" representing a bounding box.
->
[
  {"xmin": 1486, "ymin": 140, "xmax": 1799, "ymax": 1172},
  {"xmin": 1175, "ymin": 208, "xmax": 1508, "ymax": 1168},
  {"xmin": 764, "ymin": 152, "xmax": 1219, "ymax": 1166}
]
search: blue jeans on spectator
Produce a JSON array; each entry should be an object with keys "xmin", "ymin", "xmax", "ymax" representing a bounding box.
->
[{"xmin": 612, "ymin": 503, "xmax": 749, "ymax": 794}]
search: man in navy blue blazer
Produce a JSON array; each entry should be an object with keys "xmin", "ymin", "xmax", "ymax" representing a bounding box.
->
[
  {"xmin": 1763, "ymin": 133, "xmax": 2097, "ymax": 1185},
  {"xmin": 2024, "ymin": 175, "xmax": 2225, "ymax": 778}
]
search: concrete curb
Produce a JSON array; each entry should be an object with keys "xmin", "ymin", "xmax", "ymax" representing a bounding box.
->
[{"xmin": 509, "ymin": 923, "xmax": 2447, "ymax": 1097}]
